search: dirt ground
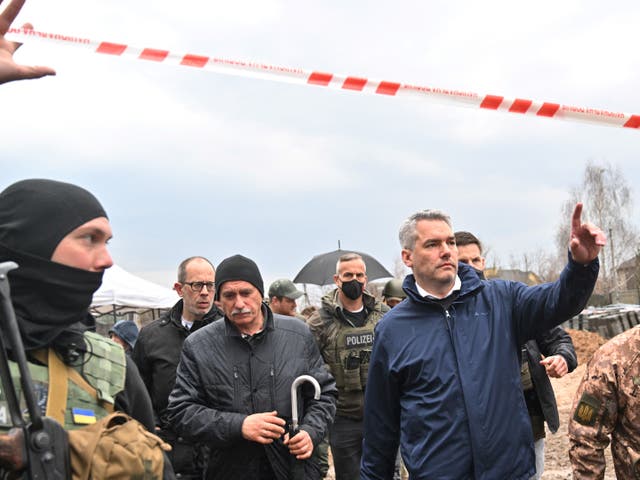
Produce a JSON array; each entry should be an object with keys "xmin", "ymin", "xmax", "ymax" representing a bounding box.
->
[{"xmin": 325, "ymin": 328, "xmax": 615, "ymax": 480}]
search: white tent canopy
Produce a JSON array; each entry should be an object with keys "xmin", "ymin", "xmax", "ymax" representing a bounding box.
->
[{"xmin": 92, "ymin": 264, "xmax": 179, "ymax": 309}]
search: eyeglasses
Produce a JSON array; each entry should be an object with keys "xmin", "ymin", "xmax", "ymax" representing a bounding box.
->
[{"xmin": 183, "ymin": 281, "xmax": 215, "ymax": 292}]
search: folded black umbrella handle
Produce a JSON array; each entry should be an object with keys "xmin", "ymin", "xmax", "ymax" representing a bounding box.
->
[{"xmin": 290, "ymin": 375, "xmax": 321, "ymax": 434}]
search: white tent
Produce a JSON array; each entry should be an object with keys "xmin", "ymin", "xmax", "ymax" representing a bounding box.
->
[{"xmin": 92, "ymin": 264, "xmax": 179, "ymax": 309}]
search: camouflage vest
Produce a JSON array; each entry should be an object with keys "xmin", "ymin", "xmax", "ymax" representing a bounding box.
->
[
  {"xmin": 319, "ymin": 306, "xmax": 383, "ymax": 419},
  {"xmin": 0, "ymin": 331, "xmax": 126, "ymax": 431}
]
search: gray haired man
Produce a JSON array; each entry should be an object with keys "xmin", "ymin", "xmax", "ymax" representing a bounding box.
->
[
  {"xmin": 361, "ymin": 205, "xmax": 604, "ymax": 479},
  {"xmin": 307, "ymin": 253, "xmax": 389, "ymax": 480}
]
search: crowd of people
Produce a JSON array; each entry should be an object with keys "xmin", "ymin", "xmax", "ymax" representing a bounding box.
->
[{"xmin": 1, "ymin": 1, "xmax": 638, "ymax": 479}]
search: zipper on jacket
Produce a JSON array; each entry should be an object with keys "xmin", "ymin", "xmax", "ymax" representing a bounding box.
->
[
  {"xmin": 444, "ymin": 309, "xmax": 454, "ymax": 338},
  {"xmin": 248, "ymin": 347, "xmax": 256, "ymax": 412},
  {"xmin": 233, "ymin": 366, "xmax": 240, "ymax": 411},
  {"xmin": 269, "ymin": 365, "xmax": 276, "ymax": 411}
]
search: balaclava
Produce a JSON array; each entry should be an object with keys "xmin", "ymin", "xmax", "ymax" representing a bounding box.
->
[{"xmin": 0, "ymin": 179, "xmax": 108, "ymax": 353}]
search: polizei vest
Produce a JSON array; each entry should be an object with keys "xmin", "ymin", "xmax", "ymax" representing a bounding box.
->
[{"xmin": 320, "ymin": 308, "xmax": 384, "ymax": 419}]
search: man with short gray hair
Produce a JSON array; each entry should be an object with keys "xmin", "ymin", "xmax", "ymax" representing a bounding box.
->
[
  {"xmin": 362, "ymin": 204, "xmax": 604, "ymax": 480},
  {"xmin": 307, "ymin": 253, "xmax": 388, "ymax": 480},
  {"xmin": 397, "ymin": 210, "xmax": 453, "ymax": 250}
]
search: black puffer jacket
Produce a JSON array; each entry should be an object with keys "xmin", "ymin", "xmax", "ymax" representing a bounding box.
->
[
  {"xmin": 132, "ymin": 300, "xmax": 223, "ymax": 425},
  {"xmin": 523, "ymin": 326, "xmax": 577, "ymax": 433},
  {"xmin": 167, "ymin": 306, "xmax": 337, "ymax": 480}
]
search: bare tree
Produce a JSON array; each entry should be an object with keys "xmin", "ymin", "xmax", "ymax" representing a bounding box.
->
[
  {"xmin": 506, "ymin": 248, "xmax": 563, "ymax": 282},
  {"xmin": 556, "ymin": 160, "xmax": 638, "ymax": 301},
  {"xmin": 485, "ymin": 246, "xmax": 501, "ymax": 271}
]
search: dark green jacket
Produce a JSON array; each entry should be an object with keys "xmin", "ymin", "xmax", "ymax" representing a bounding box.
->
[{"xmin": 307, "ymin": 289, "xmax": 388, "ymax": 419}]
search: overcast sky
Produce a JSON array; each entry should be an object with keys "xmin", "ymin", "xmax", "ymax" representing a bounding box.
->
[{"xmin": 3, "ymin": 0, "xmax": 639, "ymax": 289}]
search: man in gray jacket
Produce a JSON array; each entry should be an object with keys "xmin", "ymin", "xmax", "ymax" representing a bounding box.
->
[{"xmin": 167, "ymin": 254, "xmax": 337, "ymax": 480}]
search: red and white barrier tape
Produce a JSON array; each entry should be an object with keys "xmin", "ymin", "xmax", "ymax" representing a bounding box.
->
[{"xmin": 8, "ymin": 27, "xmax": 640, "ymax": 131}]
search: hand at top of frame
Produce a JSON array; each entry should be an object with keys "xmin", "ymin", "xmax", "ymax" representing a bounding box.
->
[{"xmin": 0, "ymin": 0, "xmax": 55, "ymax": 85}]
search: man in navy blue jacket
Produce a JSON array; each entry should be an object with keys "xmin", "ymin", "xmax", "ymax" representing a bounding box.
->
[
  {"xmin": 361, "ymin": 204, "xmax": 604, "ymax": 480},
  {"xmin": 455, "ymin": 230, "xmax": 577, "ymax": 480}
]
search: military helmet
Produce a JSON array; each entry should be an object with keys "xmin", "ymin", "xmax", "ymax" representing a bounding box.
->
[{"xmin": 382, "ymin": 278, "xmax": 406, "ymax": 300}]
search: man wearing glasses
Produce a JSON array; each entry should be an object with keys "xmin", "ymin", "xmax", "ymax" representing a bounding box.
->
[{"xmin": 133, "ymin": 256, "xmax": 223, "ymax": 479}]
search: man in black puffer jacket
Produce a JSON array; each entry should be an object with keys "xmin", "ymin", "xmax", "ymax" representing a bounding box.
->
[{"xmin": 167, "ymin": 254, "xmax": 337, "ymax": 480}]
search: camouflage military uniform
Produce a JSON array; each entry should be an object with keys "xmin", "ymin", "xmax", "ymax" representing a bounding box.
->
[{"xmin": 569, "ymin": 324, "xmax": 640, "ymax": 480}]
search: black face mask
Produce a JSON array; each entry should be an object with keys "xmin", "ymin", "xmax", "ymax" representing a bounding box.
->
[
  {"xmin": 341, "ymin": 279, "xmax": 364, "ymax": 300},
  {"xmin": 1, "ymin": 244, "xmax": 103, "ymax": 352}
]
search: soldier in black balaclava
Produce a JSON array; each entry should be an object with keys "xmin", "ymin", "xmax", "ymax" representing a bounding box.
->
[{"xmin": 0, "ymin": 179, "xmax": 175, "ymax": 478}]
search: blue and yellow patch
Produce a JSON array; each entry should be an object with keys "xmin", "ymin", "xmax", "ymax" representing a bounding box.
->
[{"xmin": 72, "ymin": 407, "xmax": 96, "ymax": 425}]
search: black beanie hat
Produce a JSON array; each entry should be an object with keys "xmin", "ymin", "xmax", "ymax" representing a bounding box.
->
[
  {"xmin": 0, "ymin": 178, "xmax": 107, "ymax": 259},
  {"xmin": 215, "ymin": 254, "xmax": 264, "ymax": 300}
]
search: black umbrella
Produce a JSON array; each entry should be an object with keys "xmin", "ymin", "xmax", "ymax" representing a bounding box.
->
[{"xmin": 293, "ymin": 249, "xmax": 393, "ymax": 286}]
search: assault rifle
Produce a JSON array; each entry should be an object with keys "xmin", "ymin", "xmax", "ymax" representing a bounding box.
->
[{"xmin": 0, "ymin": 261, "xmax": 69, "ymax": 479}]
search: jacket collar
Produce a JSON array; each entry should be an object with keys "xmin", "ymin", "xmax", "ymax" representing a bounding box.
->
[
  {"xmin": 403, "ymin": 262, "xmax": 484, "ymax": 305},
  {"xmin": 323, "ymin": 287, "xmax": 380, "ymax": 315},
  {"xmin": 164, "ymin": 299, "xmax": 223, "ymax": 330}
]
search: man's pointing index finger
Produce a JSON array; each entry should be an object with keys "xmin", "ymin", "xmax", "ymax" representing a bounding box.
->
[{"xmin": 572, "ymin": 202, "xmax": 583, "ymax": 231}]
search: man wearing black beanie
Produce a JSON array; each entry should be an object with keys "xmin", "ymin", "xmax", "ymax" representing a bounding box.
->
[
  {"xmin": 0, "ymin": 178, "xmax": 174, "ymax": 478},
  {"xmin": 168, "ymin": 254, "xmax": 337, "ymax": 480},
  {"xmin": 213, "ymin": 254, "xmax": 265, "ymax": 300}
]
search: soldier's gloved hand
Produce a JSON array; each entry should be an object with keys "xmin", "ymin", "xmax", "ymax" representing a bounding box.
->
[{"xmin": 540, "ymin": 355, "xmax": 568, "ymax": 378}]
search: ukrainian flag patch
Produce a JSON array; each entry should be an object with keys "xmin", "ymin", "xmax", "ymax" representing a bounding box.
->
[{"xmin": 72, "ymin": 408, "xmax": 96, "ymax": 425}]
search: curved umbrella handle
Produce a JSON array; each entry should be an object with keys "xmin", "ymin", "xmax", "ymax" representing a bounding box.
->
[{"xmin": 290, "ymin": 375, "xmax": 321, "ymax": 432}]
